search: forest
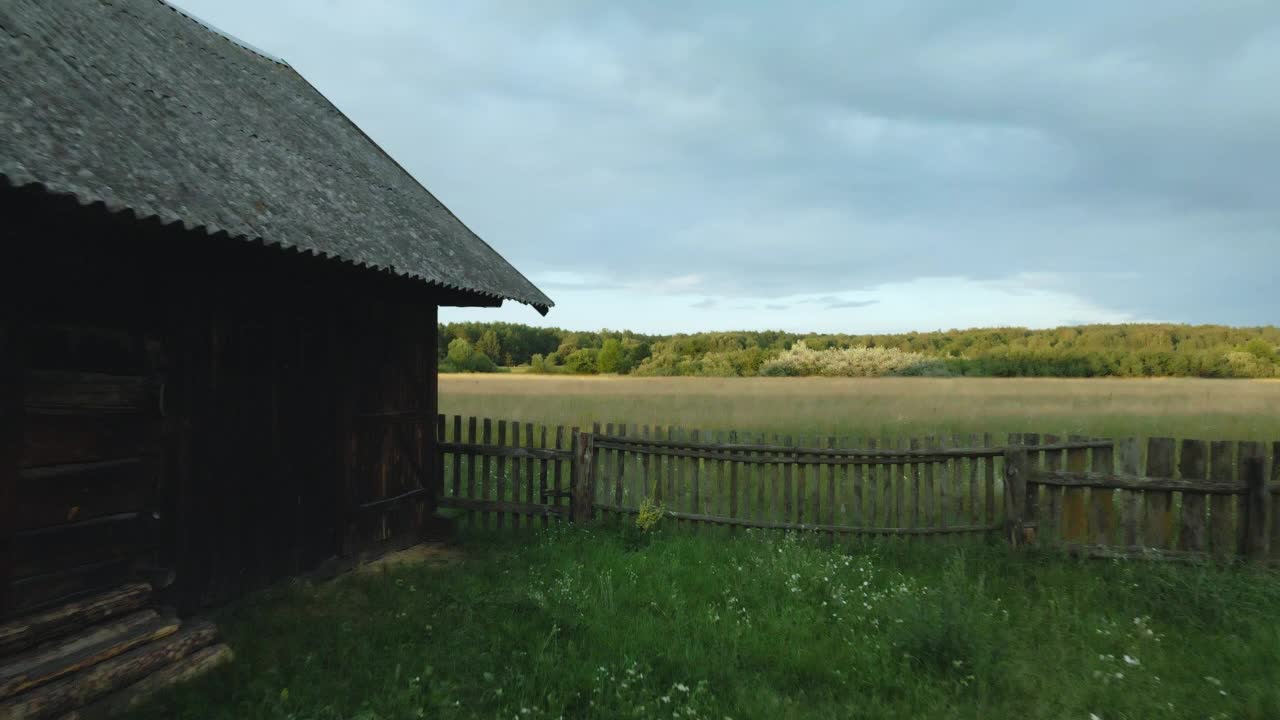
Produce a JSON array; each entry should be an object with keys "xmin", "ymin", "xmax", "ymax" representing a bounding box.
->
[{"xmin": 437, "ymin": 322, "xmax": 1280, "ymax": 378}]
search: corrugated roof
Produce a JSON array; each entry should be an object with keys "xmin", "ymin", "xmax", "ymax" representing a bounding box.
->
[{"xmin": 0, "ymin": 0, "xmax": 553, "ymax": 313}]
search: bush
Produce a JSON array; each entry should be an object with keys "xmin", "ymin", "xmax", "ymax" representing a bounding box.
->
[
  {"xmin": 563, "ymin": 348, "xmax": 600, "ymax": 374},
  {"xmin": 443, "ymin": 338, "xmax": 497, "ymax": 373},
  {"xmin": 757, "ymin": 341, "xmax": 951, "ymax": 377},
  {"xmin": 597, "ymin": 339, "xmax": 625, "ymax": 374}
]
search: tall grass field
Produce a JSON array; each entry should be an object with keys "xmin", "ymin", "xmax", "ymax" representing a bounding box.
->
[{"xmin": 440, "ymin": 375, "xmax": 1280, "ymax": 441}]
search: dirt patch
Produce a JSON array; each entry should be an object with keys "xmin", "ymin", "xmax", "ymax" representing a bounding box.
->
[{"xmin": 353, "ymin": 543, "xmax": 464, "ymax": 575}]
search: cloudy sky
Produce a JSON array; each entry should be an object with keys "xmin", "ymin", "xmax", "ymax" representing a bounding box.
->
[{"xmin": 174, "ymin": 1, "xmax": 1278, "ymax": 334}]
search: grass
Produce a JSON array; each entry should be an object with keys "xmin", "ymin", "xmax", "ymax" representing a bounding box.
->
[
  {"xmin": 440, "ymin": 375, "xmax": 1280, "ymax": 441},
  {"xmin": 130, "ymin": 525, "xmax": 1280, "ymax": 720}
]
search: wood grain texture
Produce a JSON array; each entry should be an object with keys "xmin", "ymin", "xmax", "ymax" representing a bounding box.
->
[
  {"xmin": 1177, "ymin": 440, "xmax": 1208, "ymax": 553},
  {"xmin": 1209, "ymin": 441, "xmax": 1238, "ymax": 561},
  {"xmin": 1143, "ymin": 438, "xmax": 1176, "ymax": 549},
  {"xmin": 1089, "ymin": 440, "xmax": 1115, "ymax": 545}
]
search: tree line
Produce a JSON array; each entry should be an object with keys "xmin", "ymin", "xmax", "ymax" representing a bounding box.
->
[{"xmin": 437, "ymin": 322, "xmax": 1280, "ymax": 378}]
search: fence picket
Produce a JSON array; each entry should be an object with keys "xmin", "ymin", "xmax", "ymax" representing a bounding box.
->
[
  {"xmin": 1238, "ymin": 442, "xmax": 1266, "ymax": 556},
  {"xmin": 1143, "ymin": 438, "xmax": 1176, "ymax": 549},
  {"xmin": 554, "ymin": 425, "xmax": 565, "ymax": 518},
  {"xmin": 1117, "ymin": 438, "xmax": 1140, "ymax": 547},
  {"xmin": 983, "ymin": 433, "xmax": 996, "ymax": 527},
  {"xmin": 1021, "ymin": 433, "xmax": 1040, "ymax": 539},
  {"xmin": 1063, "ymin": 436, "xmax": 1089, "ymax": 544},
  {"xmin": 1042, "ymin": 434, "xmax": 1063, "ymax": 545},
  {"xmin": 1089, "ymin": 439, "xmax": 1115, "ymax": 545},
  {"xmin": 1272, "ymin": 442, "xmax": 1280, "ymax": 562},
  {"xmin": 1178, "ymin": 440, "xmax": 1208, "ymax": 553}
]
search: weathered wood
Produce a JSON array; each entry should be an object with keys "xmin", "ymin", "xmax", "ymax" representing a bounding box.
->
[
  {"xmin": 570, "ymin": 432, "xmax": 594, "ymax": 523},
  {"xmin": 967, "ymin": 434, "xmax": 980, "ymax": 526},
  {"xmin": 465, "ymin": 417, "xmax": 478, "ymax": 526},
  {"xmin": 23, "ymin": 372, "xmax": 158, "ymax": 416},
  {"xmin": 1088, "ymin": 440, "xmax": 1115, "ymax": 546},
  {"xmin": 728, "ymin": 431, "xmax": 740, "ymax": 526},
  {"xmin": 450, "ymin": 416, "xmax": 461, "ymax": 500},
  {"xmin": 60, "ymin": 643, "xmax": 233, "ymax": 720},
  {"xmin": 439, "ymin": 497, "xmax": 568, "ymax": 518},
  {"xmin": 589, "ymin": 433, "xmax": 1101, "ymax": 457},
  {"xmin": 1, "ymin": 320, "xmax": 23, "ymax": 614},
  {"xmin": 1020, "ymin": 434, "xmax": 1040, "ymax": 542},
  {"xmin": 1239, "ymin": 442, "xmax": 1266, "ymax": 558},
  {"xmin": 1062, "ymin": 436, "xmax": 1089, "ymax": 544},
  {"xmin": 1041, "ymin": 434, "xmax": 1062, "ymax": 544},
  {"xmin": 921, "ymin": 437, "xmax": 935, "ymax": 530},
  {"xmin": 478, "ymin": 419, "xmax": 494, "ymax": 529},
  {"xmin": 783, "ymin": 435, "xmax": 794, "ymax": 522},
  {"xmin": 0, "ymin": 584, "xmax": 151, "ymax": 657},
  {"xmin": 1243, "ymin": 455, "xmax": 1269, "ymax": 564},
  {"xmin": 1062, "ymin": 544, "xmax": 1212, "ymax": 563},
  {"xmin": 11, "ymin": 514, "xmax": 147, "ymax": 580},
  {"xmin": 1117, "ymin": 438, "xmax": 1141, "ymax": 547},
  {"xmin": 14, "ymin": 459, "xmax": 150, "ymax": 534},
  {"xmin": 20, "ymin": 415, "xmax": 160, "ymax": 469},
  {"xmin": 1209, "ymin": 441, "xmax": 1238, "ymax": 561},
  {"xmin": 983, "ymin": 433, "xmax": 996, "ymax": 526},
  {"xmin": 586, "ymin": 441, "xmax": 1000, "ymax": 467},
  {"xmin": 594, "ymin": 504, "xmax": 999, "ymax": 536},
  {"xmin": 688, "ymin": 429, "xmax": 700, "ymax": 520},
  {"xmin": 1177, "ymin": 440, "xmax": 1208, "ymax": 553},
  {"xmin": 495, "ymin": 421, "xmax": 508, "ymax": 530},
  {"xmin": 354, "ymin": 487, "xmax": 426, "ymax": 512},
  {"xmin": 1142, "ymin": 438, "xmax": 1176, "ymax": 549},
  {"xmin": 1272, "ymin": 441, "xmax": 1280, "ymax": 562},
  {"xmin": 827, "ymin": 436, "xmax": 838, "ymax": 532},
  {"xmin": 0, "ymin": 610, "xmax": 177, "ymax": 700},
  {"xmin": 1003, "ymin": 448, "xmax": 1030, "ymax": 547},
  {"xmin": 1031, "ymin": 471, "xmax": 1246, "ymax": 494},
  {"xmin": 910, "ymin": 438, "xmax": 923, "ymax": 531},
  {"xmin": 538, "ymin": 424, "xmax": 549, "ymax": 529},
  {"xmin": 0, "ymin": 620, "xmax": 218, "ymax": 720},
  {"xmin": 510, "ymin": 420, "xmax": 522, "ymax": 529},
  {"xmin": 6, "ymin": 559, "xmax": 135, "ymax": 619}
]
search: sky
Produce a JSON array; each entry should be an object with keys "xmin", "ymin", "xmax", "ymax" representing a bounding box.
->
[{"xmin": 173, "ymin": 0, "xmax": 1279, "ymax": 334}]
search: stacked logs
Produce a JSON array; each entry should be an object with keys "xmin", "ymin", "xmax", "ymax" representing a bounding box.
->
[{"xmin": 0, "ymin": 584, "xmax": 231, "ymax": 719}]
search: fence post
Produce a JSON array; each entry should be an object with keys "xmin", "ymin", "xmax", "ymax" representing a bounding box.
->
[
  {"xmin": 1244, "ymin": 456, "xmax": 1269, "ymax": 564},
  {"xmin": 571, "ymin": 431, "xmax": 596, "ymax": 523},
  {"xmin": 1003, "ymin": 448, "xmax": 1029, "ymax": 548}
]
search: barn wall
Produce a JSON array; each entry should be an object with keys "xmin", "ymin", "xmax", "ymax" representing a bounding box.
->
[{"xmin": 1, "ymin": 186, "xmax": 444, "ymax": 615}]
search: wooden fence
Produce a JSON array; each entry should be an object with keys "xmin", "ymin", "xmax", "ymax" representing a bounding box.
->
[{"xmin": 434, "ymin": 415, "xmax": 1278, "ymax": 564}]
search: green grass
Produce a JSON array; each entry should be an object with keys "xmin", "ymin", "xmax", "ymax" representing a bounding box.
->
[{"xmin": 130, "ymin": 525, "xmax": 1280, "ymax": 720}]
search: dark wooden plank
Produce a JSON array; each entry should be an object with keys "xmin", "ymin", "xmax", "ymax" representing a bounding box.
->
[
  {"xmin": 0, "ymin": 610, "xmax": 177, "ymax": 700},
  {"xmin": 5, "ymin": 558, "xmax": 135, "ymax": 618},
  {"xmin": 641, "ymin": 425, "xmax": 652, "ymax": 502},
  {"xmin": 1062, "ymin": 436, "xmax": 1089, "ymax": 544},
  {"xmin": 66, "ymin": 643, "xmax": 233, "ymax": 720},
  {"xmin": 481, "ymin": 418, "xmax": 493, "ymax": 529},
  {"xmin": 1272, "ymin": 441, "xmax": 1280, "ymax": 562},
  {"xmin": 1031, "ymin": 471, "xmax": 1246, "ymax": 494},
  {"xmin": 1, "ymin": 321, "xmax": 25, "ymax": 615},
  {"xmin": 1242, "ymin": 452, "xmax": 1269, "ymax": 564},
  {"xmin": 495, "ymin": 420, "xmax": 508, "ymax": 530},
  {"xmin": 0, "ymin": 620, "xmax": 218, "ymax": 719},
  {"xmin": 1209, "ymin": 441, "xmax": 1237, "ymax": 562},
  {"xmin": 827, "ymin": 436, "xmax": 838, "ymax": 532},
  {"xmin": 1021, "ymin": 433, "xmax": 1041, "ymax": 539},
  {"xmin": 11, "ymin": 514, "xmax": 146, "ymax": 579},
  {"xmin": 1239, "ymin": 442, "xmax": 1266, "ymax": 557},
  {"xmin": 967, "ymin": 434, "xmax": 980, "ymax": 526},
  {"xmin": 782, "ymin": 434, "xmax": 794, "ymax": 523},
  {"xmin": 525, "ymin": 423, "xmax": 536, "ymax": 527},
  {"xmin": 0, "ymin": 582, "xmax": 151, "ymax": 657},
  {"xmin": 1177, "ymin": 440, "xmax": 1209, "ymax": 553},
  {"xmin": 595, "ymin": 503, "xmax": 999, "ymax": 535},
  {"xmin": 538, "ymin": 424, "xmax": 549, "ymax": 528},
  {"xmin": 893, "ymin": 437, "xmax": 906, "ymax": 531},
  {"xmin": 23, "ymin": 371, "xmax": 157, "ymax": 415},
  {"xmin": 1117, "ymin": 438, "xmax": 1141, "ymax": 547},
  {"xmin": 553, "ymin": 425, "xmax": 565, "ymax": 517},
  {"xmin": 14, "ymin": 460, "xmax": 150, "ymax": 532},
  {"xmin": 465, "ymin": 417, "xmax": 478, "ymax": 526},
  {"xmin": 511, "ymin": 420, "xmax": 523, "ymax": 529},
  {"xmin": 909, "ymin": 437, "xmax": 923, "ymax": 531},
  {"xmin": 1144, "ymin": 438, "xmax": 1176, "ymax": 549},
  {"xmin": 983, "ymin": 433, "xmax": 996, "ymax": 526},
  {"xmin": 450, "ymin": 416, "xmax": 462, "ymax": 500},
  {"xmin": 591, "ymin": 433, "xmax": 1065, "ymax": 457},
  {"xmin": 1041, "ymin": 434, "xmax": 1063, "ymax": 545},
  {"xmin": 439, "ymin": 497, "xmax": 569, "ymax": 518},
  {"xmin": 1088, "ymin": 440, "xmax": 1115, "ymax": 546},
  {"xmin": 1003, "ymin": 447, "xmax": 1030, "ymax": 546},
  {"xmin": 20, "ymin": 415, "xmax": 160, "ymax": 469},
  {"xmin": 866, "ymin": 438, "xmax": 879, "ymax": 528}
]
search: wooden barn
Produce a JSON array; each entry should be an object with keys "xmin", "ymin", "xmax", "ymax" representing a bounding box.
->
[{"xmin": 0, "ymin": 0, "xmax": 551, "ymax": 693}]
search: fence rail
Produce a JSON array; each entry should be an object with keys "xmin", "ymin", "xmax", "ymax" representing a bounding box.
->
[{"xmin": 433, "ymin": 415, "xmax": 1278, "ymax": 564}]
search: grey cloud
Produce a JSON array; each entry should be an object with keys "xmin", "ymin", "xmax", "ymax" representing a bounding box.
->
[
  {"xmin": 172, "ymin": 0, "xmax": 1280, "ymax": 326},
  {"xmin": 691, "ymin": 298, "xmax": 717, "ymax": 309},
  {"xmin": 827, "ymin": 300, "xmax": 880, "ymax": 310}
]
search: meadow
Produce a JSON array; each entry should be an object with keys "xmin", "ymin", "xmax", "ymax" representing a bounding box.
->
[
  {"xmin": 129, "ymin": 526, "xmax": 1280, "ymax": 719},
  {"xmin": 440, "ymin": 375, "xmax": 1280, "ymax": 441}
]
